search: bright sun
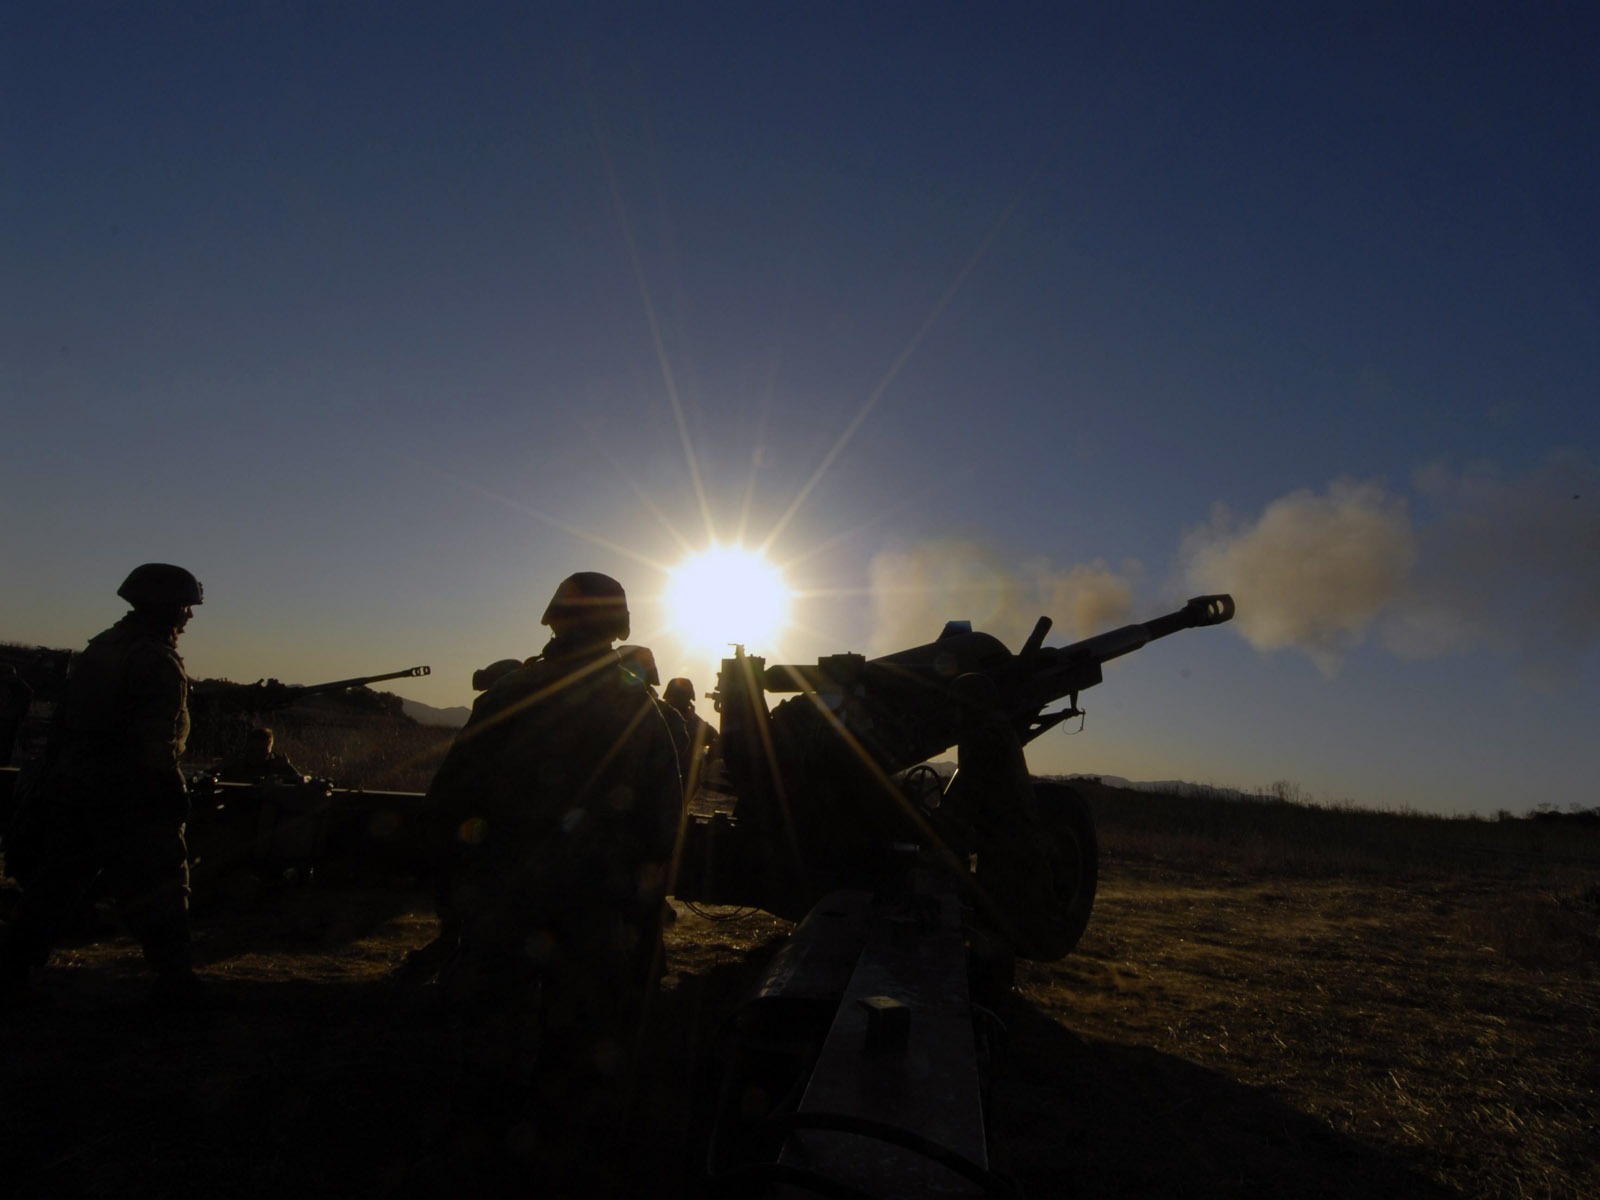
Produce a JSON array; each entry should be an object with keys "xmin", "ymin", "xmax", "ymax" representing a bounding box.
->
[{"xmin": 665, "ymin": 545, "xmax": 793, "ymax": 654}]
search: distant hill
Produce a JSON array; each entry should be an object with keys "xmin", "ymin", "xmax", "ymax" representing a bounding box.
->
[
  {"xmin": 1054, "ymin": 773, "xmax": 1249, "ymax": 801},
  {"xmin": 401, "ymin": 697, "xmax": 471, "ymax": 728}
]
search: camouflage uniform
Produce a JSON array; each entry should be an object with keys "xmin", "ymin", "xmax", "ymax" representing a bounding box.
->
[
  {"xmin": 0, "ymin": 611, "xmax": 195, "ymax": 985},
  {"xmin": 427, "ymin": 631, "xmax": 681, "ymax": 1110}
]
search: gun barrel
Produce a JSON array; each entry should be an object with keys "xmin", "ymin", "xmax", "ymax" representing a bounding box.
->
[
  {"xmin": 300, "ymin": 666, "xmax": 432, "ymax": 694},
  {"xmin": 194, "ymin": 666, "xmax": 433, "ymax": 714},
  {"xmin": 1051, "ymin": 594, "xmax": 1234, "ymax": 669},
  {"xmin": 1143, "ymin": 594, "xmax": 1234, "ymax": 640}
]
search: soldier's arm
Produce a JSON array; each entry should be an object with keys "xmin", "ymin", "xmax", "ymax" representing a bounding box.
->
[
  {"xmin": 639, "ymin": 703, "xmax": 684, "ymax": 867},
  {"xmin": 123, "ymin": 642, "xmax": 189, "ymax": 804},
  {"xmin": 420, "ymin": 676, "xmax": 531, "ymax": 843}
]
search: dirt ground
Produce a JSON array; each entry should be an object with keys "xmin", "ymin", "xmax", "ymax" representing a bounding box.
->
[{"xmin": 3, "ymin": 853, "xmax": 1596, "ymax": 1199}]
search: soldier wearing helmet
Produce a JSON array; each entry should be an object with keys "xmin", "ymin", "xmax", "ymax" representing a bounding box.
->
[
  {"xmin": 619, "ymin": 644, "xmax": 690, "ymax": 770},
  {"xmin": 1, "ymin": 564, "xmax": 211, "ymax": 1008},
  {"xmin": 423, "ymin": 571, "xmax": 680, "ymax": 1128},
  {"xmin": 662, "ymin": 676, "xmax": 719, "ymax": 773},
  {"xmin": 539, "ymin": 569, "xmax": 631, "ymax": 641}
]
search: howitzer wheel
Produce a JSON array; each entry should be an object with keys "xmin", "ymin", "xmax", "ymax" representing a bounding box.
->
[
  {"xmin": 1030, "ymin": 781, "xmax": 1098, "ymax": 959},
  {"xmin": 974, "ymin": 781, "xmax": 1098, "ymax": 962}
]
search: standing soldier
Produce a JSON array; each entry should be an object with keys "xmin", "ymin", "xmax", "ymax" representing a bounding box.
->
[
  {"xmin": 663, "ymin": 676, "xmax": 718, "ymax": 789},
  {"xmin": 619, "ymin": 644, "xmax": 689, "ymax": 772},
  {"xmin": 0, "ymin": 563, "xmax": 210, "ymax": 1008},
  {"xmin": 425, "ymin": 571, "xmax": 681, "ymax": 1142}
]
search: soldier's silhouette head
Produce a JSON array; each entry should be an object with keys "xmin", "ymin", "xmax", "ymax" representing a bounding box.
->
[
  {"xmin": 542, "ymin": 572, "xmax": 629, "ymax": 643},
  {"xmin": 117, "ymin": 563, "xmax": 203, "ymax": 633},
  {"xmin": 663, "ymin": 677, "xmax": 696, "ymax": 713},
  {"xmin": 618, "ymin": 645, "xmax": 660, "ymax": 689}
]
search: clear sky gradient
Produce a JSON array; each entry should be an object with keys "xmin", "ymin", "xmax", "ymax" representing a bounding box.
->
[{"xmin": 5, "ymin": 4, "xmax": 1596, "ymax": 815}]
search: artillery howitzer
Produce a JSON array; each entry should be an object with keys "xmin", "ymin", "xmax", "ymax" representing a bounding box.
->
[
  {"xmin": 184, "ymin": 664, "xmax": 433, "ymax": 787},
  {"xmin": 1, "ymin": 667, "xmax": 436, "ymax": 895},
  {"xmin": 190, "ymin": 664, "xmax": 432, "ymax": 725},
  {"xmin": 680, "ymin": 595, "xmax": 1234, "ymax": 1197},
  {"xmin": 182, "ymin": 666, "xmax": 433, "ymax": 892}
]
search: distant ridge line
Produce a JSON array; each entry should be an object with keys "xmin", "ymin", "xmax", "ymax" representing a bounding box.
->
[{"xmin": 401, "ymin": 697, "xmax": 471, "ymax": 728}]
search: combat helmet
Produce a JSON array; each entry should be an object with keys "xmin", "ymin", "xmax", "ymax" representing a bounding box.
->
[
  {"xmin": 542, "ymin": 572, "xmax": 629, "ymax": 641},
  {"xmin": 117, "ymin": 563, "xmax": 204, "ymax": 609},
  {"xmin": 618, "ymin": 645, "xmax": 660, "ymax": 687},
  {"xmin": 663, "ymin": 677, "xmax": 696, "ymax": 710}
]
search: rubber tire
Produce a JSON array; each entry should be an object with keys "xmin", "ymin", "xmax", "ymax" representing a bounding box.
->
[{"xmin": 1027, "ymin": 781, "xmax": 1099, "ymax": 960}]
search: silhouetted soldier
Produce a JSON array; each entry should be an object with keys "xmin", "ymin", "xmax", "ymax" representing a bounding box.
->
[
  {"xmin": 0, "ymin": 564, "xmax": 212, "ymax": 1008},
  {"xmin": 216, "ymin": 726, "xmax": 302, "ymax": 783},
  {"xmin": 619, "ymin": 646, "xmax": 689, "ymax": 936},
  {"xmin": 390, "ymin": 656, "xmax": 528, "ymax": 985},
  {"xmin": 621, "ymin": 644, "xmax": 690, "ymax": 772},
  {"xmin": 664, "ymin": 676, "xmax": 718, "ymax": 789},
  {"xmin": 425, "ymin": 571, "xmax": 681, "ymax": 1145},
  {"xmin": 0, "ymin": 664, "xmax": 31, "ymax": 767}
]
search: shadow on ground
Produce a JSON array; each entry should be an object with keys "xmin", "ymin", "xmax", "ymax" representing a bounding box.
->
[
  {"xmin": 996, "ymin": 999, "xmax": 1462, "ymax": 1200},
  {"xmin": 1, "ymin": 929, "xmax": 790, "ymax": 1200},
  {"xmin": 3, "ymin": 910, "xmax": 1461, "ymax": 1200}
]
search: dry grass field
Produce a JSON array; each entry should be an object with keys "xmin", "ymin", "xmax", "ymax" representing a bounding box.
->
[{"xmin": 2, "ymin": 782, "xmax": 1596, "ymax": 1199}]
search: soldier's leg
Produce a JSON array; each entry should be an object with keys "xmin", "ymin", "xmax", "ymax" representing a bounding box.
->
[
  {"xmin": 535, "ymin": 907, "xmax": 640, "ymax": 1125},
  {"xmin": 445, "ymin": 896, "xmax": 546, "ymax": 1087},
  {"xmin": 104, "ymin": 822, "xmax": 193, "ymax": 980}
]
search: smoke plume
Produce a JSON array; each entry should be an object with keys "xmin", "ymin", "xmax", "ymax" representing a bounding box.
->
[
  {"xmin": 1182, "ymin": 453, "xmax": 1600, "ymax": 683},
  {"xmin": 867, "ymin": 539, "xmax": 1139, "ymax": 654},
  {"xmin": 1181, "ymin": 479, "xmax": 1415, "ymax": 676},
  {"xmin": 1385, "ymin": 453, "xmax": 1600, "ymax": 686}
]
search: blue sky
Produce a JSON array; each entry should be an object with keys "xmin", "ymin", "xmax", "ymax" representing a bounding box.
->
[{"xmin": 5, "ymin": 3, "xmax": 1596, "ymax": 814}]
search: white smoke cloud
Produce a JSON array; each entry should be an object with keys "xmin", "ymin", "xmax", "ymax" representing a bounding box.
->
[
  {"xmin": 1181, "ymin": 479, "xmax": 1416, "ymax": 676},
  {"xmin": 865, "ymin": 454, "xmax": 1597, "ymax": 681},
  {"xmin": 867, "ymin": 539, "xmax": 1140, "ymax": 654},
  {"xmin": 1181, "ymin": 453, "xmax": 1600, "ymax": 684}
]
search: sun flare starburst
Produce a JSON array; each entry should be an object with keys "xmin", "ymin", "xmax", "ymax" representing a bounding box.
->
[{"xmin": 665, "ymin": 545, "xmax": 793, "ymax": 655}]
